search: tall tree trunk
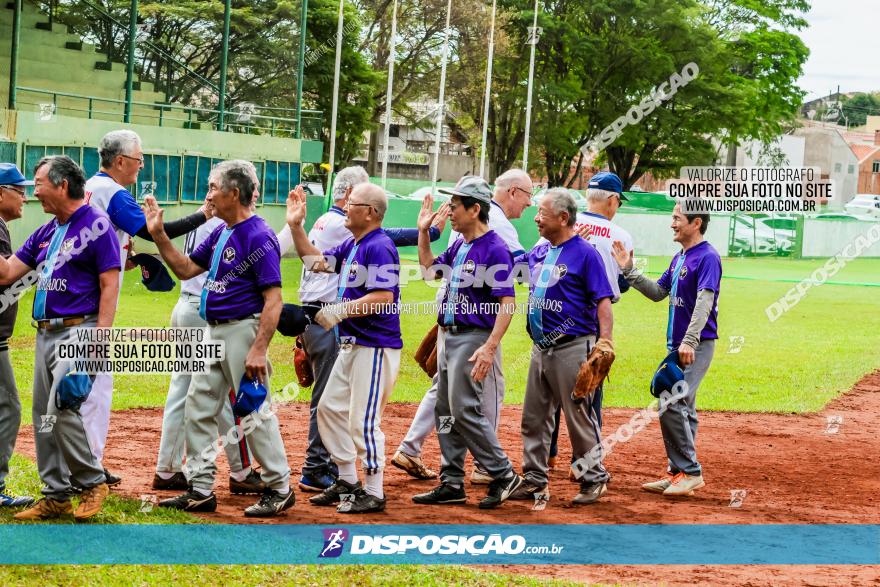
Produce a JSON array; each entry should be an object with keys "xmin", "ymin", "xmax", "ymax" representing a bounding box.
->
[{"xmin": 366, "ymin": 126, "xmax": 380, "ymax": 176}]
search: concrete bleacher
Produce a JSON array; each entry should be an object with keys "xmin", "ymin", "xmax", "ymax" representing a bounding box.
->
[{"xmin": 0, "ymin": 0, "xmax": 192, "ymax": 127}]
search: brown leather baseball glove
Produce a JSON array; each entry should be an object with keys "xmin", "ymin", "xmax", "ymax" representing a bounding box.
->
[
  {"xmin": 294, "ymin": 336, "xmax": 314, "ymax": 388},
  {"xmin": 414, "ymin": 323, "xmax": 439, "ymax": 378},
  {"xmin": 572, "ymin": 338, "xmax": 614, "ymax": 401}
]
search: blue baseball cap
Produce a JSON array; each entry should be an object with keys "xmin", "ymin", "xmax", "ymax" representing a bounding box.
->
[
  {"xmin": 55, "ymin": 372, "xmax": 95, "ymax": 411},
  {"xmin": 130, "ymin": 253, "xmax": 176, "ymax": 292},
  {"xmin": 587, "ymin": 172, "xmax": 628, "ymax": 200},
  {"xmin": 234, "ymin": 375, "xmax": 269, "ymax": 418},
  {"xmin": 0, "ymin": 163, "xmax": 34, "ymax": 187},
  {"xmin": 650, "ymin": 351, "xmax": 685, "ymax": 398}
]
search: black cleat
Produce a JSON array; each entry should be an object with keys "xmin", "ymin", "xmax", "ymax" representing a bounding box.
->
[
  {"xmin": 152, "ymin": 472, "xmax": 188, "ymax": 491},
  {"xmin": 230, "ymin": 470, "xmax": 267, "ymax": 495},
  {"xmin": 412, "ymin": 482, "xmax": 467, "ymax": 505},
  {"xmin": 244, "ymin": 489, "xmax": 296, "ymax": 517},
  {"xmin": 338, "ymin": 489, "xmax": 386, "ymax": 514},
  {"xmin": 158, "ymin": 488, "xmax": 217, "ymax": 512},
  {"xmin": 103, "ymin": 468, "xmax": 122, "ymax": 487},
  {"xmin": 309, "ymin": 478, "xmax": 362, "ymax": 506},
  {"xmin": 479, "ymin": 474, "xmax": 523, "ymax": 509}
]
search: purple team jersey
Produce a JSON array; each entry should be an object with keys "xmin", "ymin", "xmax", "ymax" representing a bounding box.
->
[
  {"xmin": 433, "ymin": 230, "xmax": 515, "ymax": 330},
  {"xmin": 525, "ymin": 235, "xmax": 613, "ymax": 341},
  {"xmin": 190, "ymin": 215, "xmax": 282, "ymax": 322},
  {"xmin": 16, "ymin": 205, "xmax": 121, "ymax": 319},
  {"xmin": 657, "ymin": 240, "xmax": 722, "ymax": 349},
  {"xmin": 324, "ymin": 228, "xmax": 402, "ymax": 349}
]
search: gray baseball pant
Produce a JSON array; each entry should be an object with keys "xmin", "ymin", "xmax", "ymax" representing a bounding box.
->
[
  {"xmin": 0, "ymin": 344, "xmax": 20, "ymax": 492},
  {"xmin": 520, "ymin": 335, "xmax": 609, "ymax": 487},
  {"xmin": 436, "ymin": 328, "xmax": 513, "ymax": 484},
  {"xmin": 32, "ymin": 319, "xmax": 105, "ymax": 500},
  {"xmin": 399, "ymin": 327, "xmax": 505, "ymax": 459},
  {"xmin": 300, "ymin": 322, "xmax": 338, "ymax": 477},
  {"xmin": 184, "ymin": 318, "xmax": 290, "ymax": 493},
  {"xmin": 156, "ymin": 294, "xmax": 252, "ymax": 475},
  {"xmin": 661, "ymin": 339, "xmax": 715, "ymax": 476}
]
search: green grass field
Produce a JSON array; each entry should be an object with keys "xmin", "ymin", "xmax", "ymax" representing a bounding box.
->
[
  {"xmin": 3, "ymin": 255, "xmax": 878, "ymax": 584},
  {"xmin": 8, "ymin": 255, "xmax": 880, "ymax": 422}
]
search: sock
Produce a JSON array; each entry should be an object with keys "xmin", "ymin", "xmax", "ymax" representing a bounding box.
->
[
  {"xmin": 192, "ymin": 486, "xmax": 212, "ymax": 497},
  {"xmin": 229, "ymin": 467, "xmax": 252, "ymax": 482},
  {"xmin": 365, "ymin": 471, "xmax": 384, "ymax": 499},
  {"xmin": 337, "ymin": 462, "xmax": 358, "ymax": 485},
  {"xmin": 156, "ymin": 471, "xmax": 176, "ymax": 480},
  {"xmin": 277, "ymin": 483, "xmax": 290, "ymax": 495}
]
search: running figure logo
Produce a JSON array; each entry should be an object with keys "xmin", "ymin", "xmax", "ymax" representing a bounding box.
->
[
  {"xmin": 319, "ymin": 528, "xmax": 349, "ymax": 558},
  {"xmin": 437, "ymin": 416, "xmax": 455, "ymax": 434}
]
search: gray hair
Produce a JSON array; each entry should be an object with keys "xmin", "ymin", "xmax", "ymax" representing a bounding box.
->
[
  {"xmin": 35, "ymin": 155, "xmax": 86, "ymax": 200},
  {"xmin": 495, "ymin": 168, "xmax": 531, "ymax": 189},
  {"xmin": 587, "ymin": 188, "xmax": 617, "ymax": 203},
  {"xmin": 543, "ymin": 188, "xmax": 577, "ymax": 226},
  {"xmin": 352, "ymin": 183, "xmax": 388, "ymax": 219},
  {"xmin": 98, "ymin": 130, "xmax": 142, "ymax": 168},
  {"xmin": 332, "ymin": 166, "xmax": 369, "ymax": 200},
  {"xmin": 210, "ymin": 160, "xmax": 257, "ymax": 206}
]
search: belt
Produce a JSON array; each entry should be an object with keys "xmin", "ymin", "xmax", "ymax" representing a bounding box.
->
[
  {"xmin": 440, "ymin": 324, "xmax": 486, "ymax": 335},
  {"xmin": 207, "ymin": 313, "xmax": 259, "ymax": 326},
  {"xmin": 534, "ymin": 333, "xmax": 589, "ymax": 350},
  {"xmin": 33, "ymin": 315, "xmax": 92, "ymax": 331}
]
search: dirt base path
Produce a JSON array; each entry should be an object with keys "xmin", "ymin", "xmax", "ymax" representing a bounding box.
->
[{"xmin": 17, "ymin": 371, "xmax": 880, "ymax": 585}]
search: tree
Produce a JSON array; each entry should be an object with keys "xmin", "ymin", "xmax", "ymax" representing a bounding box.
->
[{"xmin": 841, "ymin": 93, "xmax": 880, "ymax": 127}]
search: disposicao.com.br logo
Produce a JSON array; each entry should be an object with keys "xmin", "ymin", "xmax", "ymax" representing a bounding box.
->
[{"xmin": 318, "ymin": 528, "xmax": 563, "ymax": 557}]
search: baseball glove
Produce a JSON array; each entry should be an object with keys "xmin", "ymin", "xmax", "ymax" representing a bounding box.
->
[
  {"xmin": 414, "ymin": 323, "xmax": 439, "ymax": 378},
  {"xmin": 571, "ymin": 338, "xmax": 615, "ymax": 402},
  {"xmin": 294, "ymin": 336, "xmax": 314, "ymax": 388}
]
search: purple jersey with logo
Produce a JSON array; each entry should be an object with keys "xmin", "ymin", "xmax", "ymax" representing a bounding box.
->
[
  {"xmin": 433, "ymin": 230, "xmax": 515, "ymax": 330},
  {"xmin": 324, "ymin": 228, "xmax": 402, "ymax": 349},
  {"xmin": 16, "ymin": 205, "xmax": 121, "ymax": 319},
  {"xmin": 657, "ymin": 240, "xmax": 722, "ymax": 348},
  {"xmin": 525, "ymin": 235, "xmax": 613, "ymax": 341},
  {"xmin": 190, "ymin": 215, "xmax": 282, "ymax": 322}
]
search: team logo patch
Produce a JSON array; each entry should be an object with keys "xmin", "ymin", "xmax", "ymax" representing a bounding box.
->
[
  {"xmin": 60, "ymin": 238, "xmax": 76, "ymax": 255},
  {"xmin": 348, "ymin": 261, "xmax": 359, "ymax": 278},
  {"xmin": 679, "ymin": 265, "xmax": 688, "ymax": 279},
  {"xmin": 223, "ymin": 247, "xmax": 236, "ymax": 263},
  {"xmin": 39, "ymin": 241, "xmax": 50, "ymax": 249},
  {"xmin": 553, "ymin": 264, "xmax": 568, "ymax": 279},
  {"xmin": 319, "ymin": 528, "xmax": 349, "ymax": 558},
  {"xmin": 463, "ymin": 259, "xmax": 476, "ymax": 273}
]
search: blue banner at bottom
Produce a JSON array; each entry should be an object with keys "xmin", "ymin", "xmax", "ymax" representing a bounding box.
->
[{"xmin": 0, "ymin": 524, "xmax": 877, "ymax": 565}]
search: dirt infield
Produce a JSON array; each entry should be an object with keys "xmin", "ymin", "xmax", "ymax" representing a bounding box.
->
[{"xmin": 16, "ymin": 371, "xmax": 880, "ymax": 585}]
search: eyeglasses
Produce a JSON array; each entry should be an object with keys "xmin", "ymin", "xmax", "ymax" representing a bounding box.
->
[
  {"xmin": 511, "ymin": 186, "xmax": 532, "ymax": 199},
  {"xmin": 346, "ymin": 201, "xmax": 375, "ymax": 212},
  {"xmin": 120, "ymin": 154, "xmax": 145, "ymax": 164},
  {"xmin": 0, "ymin": 185, "xmax": 26, "ymax": 196}
]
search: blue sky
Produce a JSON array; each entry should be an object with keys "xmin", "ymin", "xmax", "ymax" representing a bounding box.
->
[{"xmin": 798, "ymin": 0, "xmax": 878, "ymax": 99}]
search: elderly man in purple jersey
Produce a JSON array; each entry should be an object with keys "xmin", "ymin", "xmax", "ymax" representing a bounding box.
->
[
  {"xmin": 507, "ymin": 188, "xmax": 614, "ymax": 505},
  {"xmin": 0, "ymin": 156, "xmax": 121, "ymax": 521}
]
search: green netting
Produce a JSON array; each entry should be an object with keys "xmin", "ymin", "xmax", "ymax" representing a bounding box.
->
[{"xmin": 0, "ymin": 142, "xmax": 15, "ymax": 164}]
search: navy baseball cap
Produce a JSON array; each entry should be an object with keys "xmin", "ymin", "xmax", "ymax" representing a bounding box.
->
[
  {"xmin": 234, "ymin": 375, "xmax": 268, "ymax": 418},
  {"xmin": 438, "ymin": 175, "xmax": 493, "ymax": 204},
  {"xmin": 650, "ymin": 351, "xmax": 685, "ymax": 398},
  {"xmin": 277, "ymin": 303, "xmax": 320, "ymax": 337},
  {"xmin": 0, "ymin": 163, "xmax": 34, "ymax": 187},
  {"xmin": 588, "ymin": 172, "xmax": 628, "ymax": 200},
  {"xmin": 130, "ymin": 253, "xmax": 176, "ymax": 292}
]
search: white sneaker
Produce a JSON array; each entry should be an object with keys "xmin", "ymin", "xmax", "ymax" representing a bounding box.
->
[
  {"xmin": 662, "ymin": 473, "xmax": 705, "ymax": 497},
  {"xmin": 470, "ymin": 469, "xmax": 493, "ymax": 485}
]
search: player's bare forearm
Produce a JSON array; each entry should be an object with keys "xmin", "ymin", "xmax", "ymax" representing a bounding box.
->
[
  {"xmin": 152, "ymin": 230, "xmax": 204, "ymax": 280},
  {"xmin": 96, "ymin": 270, "xmax": 120, "ymax": 328},
  {"xmin": 287, "ymin": 220, "xmax": 327, "ymax": 271},
  {"xmin": 251, "ymin": 287, "xmax": 282, "ymax": 355},
  {"xmin": 343, "ymin": 290, "xmax": 395, "ymax": 318},
  {"xmin": 486, "ymin": 295, "xmax": 516, "ymax": 349},
  {"xmin": 417, "ymin": 228, "xmax": 436, "ymax": 278},
  {"xmin": 0, "ymin": 255, "xmax": 30, "ymax": 286},
  {"xmin": 597, "ymin": 297, "xmax": 613, "ymax": 340}
]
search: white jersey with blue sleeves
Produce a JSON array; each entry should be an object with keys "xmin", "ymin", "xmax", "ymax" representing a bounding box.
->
[
  {"xmin": 447, "ymin": 199, "xmax": 525, "ymax": 255},
  {"xmin": 84, "ymin": 172, "xmax": 147, "ymax": 270}
]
